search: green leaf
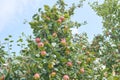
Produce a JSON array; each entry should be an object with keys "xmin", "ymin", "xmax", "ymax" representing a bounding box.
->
[
  {"xmin": 44, "ymin": 5, "xmax": 50, "ymax": 11},
  {"xmin": 4, "ymin": 38, "xmax": 9, "ymax": 41}
]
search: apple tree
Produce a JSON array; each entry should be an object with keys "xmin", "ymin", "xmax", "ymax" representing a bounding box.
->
[
  {"xmin": 0, "ymin": 0, "xmax": 120, "ymax": 80},
  {"xmin": 91, "ymin": 0, "xmax": 120, "ymax": 79}
]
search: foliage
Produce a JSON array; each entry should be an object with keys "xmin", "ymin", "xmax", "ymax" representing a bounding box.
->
[
  {"xmin": 90, "ymin": 0, "xmax": 120, "ymax": 79},
  {"xmin": 0, "ymin": 0, "xmax": 120, "ymax": 80}
]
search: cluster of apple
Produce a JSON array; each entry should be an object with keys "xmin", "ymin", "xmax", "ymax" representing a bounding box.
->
[
  {"xmin": 33, "ymin": 71, "xmax": 85, "ymax": 80},
  {"xmin": 33, "ymin": 36, "xmax": 85, "ymax": 80},
  {"xmin": 35, "ymin": 37, "xmax": 67, "ymax": 56},
  {"xmin": 57, "ymin": 16, "xmax": 65, "ymax": 23},
  {"xmin": 35, "ymin": 38, "xmax": 46, "ymax": 57},
  {"xmin": 33, "ymin": 73, "xmax": 70, "ymax": 80},
  {"xmin": 24, "ymin": 1, "xmax": 87, "ymax": 79}
]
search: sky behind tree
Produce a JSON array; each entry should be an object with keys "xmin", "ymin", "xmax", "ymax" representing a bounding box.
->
[{"xmin": 0, "ymin": 0, "xmax": 103, "ymax": 53}]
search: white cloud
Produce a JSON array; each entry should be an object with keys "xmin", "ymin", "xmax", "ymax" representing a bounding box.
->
[
  {"xmin": 0, "ymin": 0, "xmax": 42, "ymax": 32},
  {"xmin": 0, "ymin": 0, "xmax": 16, "ymax": 31}
]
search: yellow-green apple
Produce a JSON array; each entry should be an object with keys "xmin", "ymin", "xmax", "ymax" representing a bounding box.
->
[
  {"xmin": 48, "ymin": 63, "xmax": 54, "ymax": 69},
  {"xmin": 50, "ymin": 72, "xmax": 56, "ymax": 77},
  {"xmin": 52, "ymin": 32, "xmax": 57, "ymax": 37},
  {"xmin": 65, "ymin": 50, "xmax": 70, "ymax": 55},
  {"xmin": 0, "ymin": 75, "xmax": 4, "ymax": 80},
  {"xmin": 80, "ymin": 68, "xmax": 84, "ymax": 73}
]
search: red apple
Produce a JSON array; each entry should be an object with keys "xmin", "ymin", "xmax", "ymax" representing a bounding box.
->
[
  {"xmin": 38, "ymin": 42, "xmax": 44, "ymax": 48},
  {"xmin": 63, "ymin": 75, "xmax": 69, "ymax": 80},
  {"xmin": 40, "ymin": 51, "xmax": 46, "ymax": 56},
  {"xmin": 57, "ymin": 19, "xmax": 62, "ymax": 23},
  {"xmin": 61, "ymin": 38, "xmax": 66, "ymax": 45},
  {"xmin": 77, "ymin": 61, "xmax": 81, "ymax": 65},
  {"xmin": 34, "ymin": 73, "xmax": 40, "ymax": 79},
  {"xmin": 44, "ymin": 40, "xmax": 49, "ymax": 45},
  {"xmin": 60, "ymin": 16, "xmax": 65, "ymax": 21},
  {"xmin": 35, "ymin": 38, "xmax": 41, "ymax": 43},
  {"xmin": 67, "ymin": 62, "xmax": 72, "ymax": 67},
  {"xmin": 80, "ymin": 68, "xmax": 84, "ymax": 73}
]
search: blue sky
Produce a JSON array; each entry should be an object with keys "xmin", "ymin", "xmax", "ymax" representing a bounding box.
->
[{"xmin": 0, "ymin": 0, "xmax": 103, "ymax": 53}]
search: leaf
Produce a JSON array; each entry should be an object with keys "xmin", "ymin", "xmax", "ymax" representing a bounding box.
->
[
  {"xmin": 4, "ymin": 38, "xmax": 9, "ymax": 41},
  {"xmin": 32, "ymin": 14, "xmax": 38, "ymax": 19},
  {"xmin": 44, "ymin": 5, "xmax": 50, "ymax": 11},
  {"xmin": 38, "ymin": 8, "xmax": 42, "ymax": 12},
  {"xmin": 108, "ymin": 76, "xmax": 120, "ymax": 80},
  {"xmin": 8, "ymin": 35, "xmax": 12, "ymax": 38},
  {"xmin": 10, "ymin": 40, "xmax": 14, "ymax": 43}
]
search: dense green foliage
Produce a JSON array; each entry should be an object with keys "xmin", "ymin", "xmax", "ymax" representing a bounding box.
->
[{"xmin": 0, "ymin": 0, "xmax": 120, "ymax": 80}]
